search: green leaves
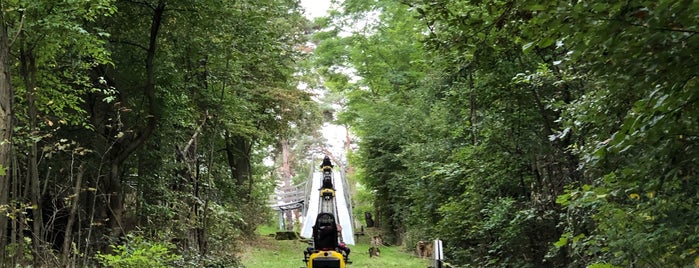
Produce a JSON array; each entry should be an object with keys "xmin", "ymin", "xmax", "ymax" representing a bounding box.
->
[
  {"xmin": 314, "ymin": 0, "xmax": 699, "ymax": 267},
  {"xmin": 2, "ymin": 0, "xmax": 321, "ymax": 265},
  {"xmin": 95, "ymin": 234, "xmax": 181, "ymax": 268}
]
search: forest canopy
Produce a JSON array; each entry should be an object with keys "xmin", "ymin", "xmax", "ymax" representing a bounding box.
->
[
  {"xmin": 0, "ymin": 0, "xmax": 322, "ymax": 266},
  {"xmin": 0, "ymin": 0, "xmax": 696, "ymax": 267},
  {"xmin": 312, "ymin": 0, "xmax": 698, "ymax": 267}
]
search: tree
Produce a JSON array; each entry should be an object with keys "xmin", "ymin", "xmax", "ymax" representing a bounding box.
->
[
  {"xmin": 0, "ymin": 0, "xmax": 115, "ymax": 265},
  {"xmin": 0, "ymin": 2, "xmax": 13, "ymax": 263},
  {"xmin": 313, "ymin": 0, "xmax": 698, "ymax": 267},
  {"xmin": 537, "ymin": 1, "xmax": 699, "ymax": 266},
  {"xmin": 0, "ymin": 0, "xmax": 319, "ymax": 265}
]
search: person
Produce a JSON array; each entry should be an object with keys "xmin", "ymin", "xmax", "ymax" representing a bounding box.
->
[
  {"xmin": 313, "ymin": 213, "xmax": 339, "ymax": 250},
  {"xmin": 338, "ymin": 242, "xmax": 351, "ymax": 258},
  {"xmin": 320, "ymin": 156, "xmax": 333, "ymax": 169}
]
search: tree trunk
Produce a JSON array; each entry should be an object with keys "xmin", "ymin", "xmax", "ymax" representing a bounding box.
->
[
  {"xmin": 225, "ymin": 133, "xmax": 252, "ymax": 197},
  {"xmin": 106, "ymin": 162, "xmax": 124, "ymax": 236},
  {"xmin": 175, "ymin": 116, "xmax": 208, "ymax": 254},
  {"xmin": 104, "ymin": 1, "xmax": 165, "ymax": 236},
  {"xmin": 280, "ymin": 139, "xmax": 293, "ymax": 230},
  {"xmin": 9, "ymin": 156, "xmax": 19, "ymax": 267},
  {"xmin": 0, "ymin": 8, "xmax": 14, "ymax": 264},
  {"xmin": 469, "ymin": 72, "xmax": 478, "ymax": 145},
  {"xmin": 19, "ymin": 36, "xmax": 43, "ymax": 261},
  {"xmin": 62, "ymin": 164, "xmax": 84, "ymax": 266}
]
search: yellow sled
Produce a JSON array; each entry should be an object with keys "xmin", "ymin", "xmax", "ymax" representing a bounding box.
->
[{"xmin": 305, "ymin": 250, "xmax": 346, "ymax": 268}]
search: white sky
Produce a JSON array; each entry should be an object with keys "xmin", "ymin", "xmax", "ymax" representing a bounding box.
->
[{"xmin": 299, "ymin": 0, "xmax": 332, "ymax": 19}]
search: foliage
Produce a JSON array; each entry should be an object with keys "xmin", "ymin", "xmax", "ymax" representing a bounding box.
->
[
  {"xmin": 95, "ymin": 234, "xmax": 180, "ymax": 268},
  {"xmin": 5, "ymin": 237, "xmax": 34, "ymax": 263},
  {"xmin": 312, "ymin": 0, "xmax": 698, "ymax": 267},
  {"xmin": 0, "ymin": 0, "xmax": 321, "ymax": 266},
  {"xmin": 11, "ymin": 0, "xmax": 116, "ymax": 127},
  {"xmin": 536, "ymin": 0, "xmax": 699, "ymax": 266},
  {"xmin": 1, "ymin": 0, "xmax": 695, "ymax": 266}
]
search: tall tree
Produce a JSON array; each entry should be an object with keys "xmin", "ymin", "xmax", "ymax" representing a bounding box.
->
[
  {"xmin": 1, "ymin": 0, "xmax": 115, "ymax": 265},
  {"xmin": 313, "ymin": 0, "xmax": 697, "ymax": 267},
  {"xmin": 0, "ymin": 2, "xmax": 13, "ymax": 263},
  {"xmin": 0, "ymin": 0, "xmax": 325, "ymax": 265}
]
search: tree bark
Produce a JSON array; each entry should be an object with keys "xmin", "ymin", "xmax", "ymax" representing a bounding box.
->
[
  {"xmin": 280, "ymin": 139, "xmax": 293, "ymax": 230},
  {"xmin": 175, "ymin": 116, "xmax": 208, "ymax": 254},
  {"xmin": 19, "ymin": 35, "xmax": 43, "ymax": 261},
  {"xmin": 62, "ymin": 164, "xmax": 84, "ymax": 266},
  {"xmin": 0, "ymin": 8, "xmax": 14, "ymax": 264},
  {"xmin": 469, "ymin": 72, "xmax": 478, "ymax": 145},
  {"xmin": 225, "ymin": 133, "xmax": 252, "ymax": 198}
]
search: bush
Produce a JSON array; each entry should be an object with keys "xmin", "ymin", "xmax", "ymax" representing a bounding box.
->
[{"xmin": 95, "ymin": 234, "xmax": 181, "ymax": 268}]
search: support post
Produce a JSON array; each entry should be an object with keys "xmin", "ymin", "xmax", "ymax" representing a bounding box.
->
[
  {"xmin": 433, "ymin": 239, "xmax": 444, "ymax": 268},
  {"xmin": 279, "ymin": 210, "xmax": 285, "ymax": 230}
]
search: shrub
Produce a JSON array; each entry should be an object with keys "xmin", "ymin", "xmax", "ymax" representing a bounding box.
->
[{"xmin": 95, "ymin": 234, "xmax": 181, "ymax": 268}]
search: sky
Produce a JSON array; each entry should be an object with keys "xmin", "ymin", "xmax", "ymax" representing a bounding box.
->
[{"xmin": 299, "ymin": 0, "xmax": 332, "ymax": 19}]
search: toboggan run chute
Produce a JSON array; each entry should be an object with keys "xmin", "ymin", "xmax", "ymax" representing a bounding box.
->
[{"xmin": 302, "ymin": 156, "xmax": 351, "ymax": 268}]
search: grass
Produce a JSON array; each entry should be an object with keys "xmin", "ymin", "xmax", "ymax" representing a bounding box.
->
[{"xmin": 239, "ymin": 226, "xmax": 431, "ymax": 268}]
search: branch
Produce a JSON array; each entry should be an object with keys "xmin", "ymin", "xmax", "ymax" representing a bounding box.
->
[
  {"xmin": 8, "ymin": 10, "xmax": 25, "ymax": 48},
  {"xmin": 627, "ymin": 22, "xmax": 699, "ymax": 34},
  {"xmin": 183, "ymin": 111, "xmax": 210, "ymax": 155},
  {"xmin": 108, "ymin": 39, "xmax": 148, "ymax": 51},
  {"xmin": 113, "ymin": 1, "xmax": 165, "ymax": 166}
]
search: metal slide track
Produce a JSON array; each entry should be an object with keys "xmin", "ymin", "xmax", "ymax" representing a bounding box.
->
[
  {"xmin": 300, "ymin": 169, "xmax": 355, "ymax": 245},
  {"xmin": 300, "ymin": 171, "xmax": 321, "ymax": 239}
]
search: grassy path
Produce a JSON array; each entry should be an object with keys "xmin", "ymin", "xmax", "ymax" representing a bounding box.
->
[{"xmin": 240, "ymin": 226, "xmax": 431, "ymax": 268}]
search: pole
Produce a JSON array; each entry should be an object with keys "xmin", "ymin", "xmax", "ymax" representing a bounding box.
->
[
  {"xmin": 433, "ymin": 239, "xmax": 443, "ymax": 268},
  {"xmin": 279, "ymin": 210, "xmax": 285, "ymax": 230}
]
